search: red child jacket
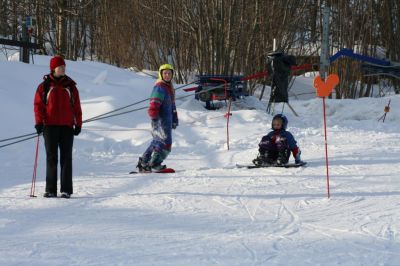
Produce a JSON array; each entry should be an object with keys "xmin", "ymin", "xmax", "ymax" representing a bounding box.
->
[{"xmin": 34, "ymin": 74, "xmax": 82, "ymax": 128}]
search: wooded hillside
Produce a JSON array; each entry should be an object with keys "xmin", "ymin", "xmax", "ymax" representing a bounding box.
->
[{"xmin": 1, "ymin": 0, "xmax": 399, "ymax": 97}]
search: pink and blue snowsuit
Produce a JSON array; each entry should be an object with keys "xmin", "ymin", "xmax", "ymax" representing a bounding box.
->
[{"xmin": 141, "ymin": 80, "xmax": 178, "ymax": 165}]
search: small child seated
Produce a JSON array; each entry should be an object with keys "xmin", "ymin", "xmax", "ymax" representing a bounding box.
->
[{"xmin": 253, "ymin": 114, "xmax": 303, "ymax": 166}]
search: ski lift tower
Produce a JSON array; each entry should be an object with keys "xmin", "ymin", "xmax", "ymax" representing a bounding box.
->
[
  {"xmin": 0, "ymin": 16, "xmax": 38, "ymax": 63},
  {"xmin": 320, "ymin": 5, "xmax": 330, "ymax": 88}
]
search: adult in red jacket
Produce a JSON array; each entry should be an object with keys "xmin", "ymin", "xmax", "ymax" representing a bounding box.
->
[{"xmin": 34, "ymin": 55, "xmax": 82, "ymax": 198}]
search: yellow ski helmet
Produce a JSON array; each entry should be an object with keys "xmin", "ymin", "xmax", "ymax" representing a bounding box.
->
[{"xmin": 158, "ymin": 63, "xmax": 174, "ymax": 80}]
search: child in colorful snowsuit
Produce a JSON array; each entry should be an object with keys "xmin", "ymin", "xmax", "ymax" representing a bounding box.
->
[
  {"xmin": 137, "ymin": 64, "xmax": 178, "ymax": 172},
  {"xmin": 33, "ymin": 55, "xmax": 82, "ymax": 198},
  {"xmin": 253, "ymin": 114, "xmax": 303, "ymax": 166}
]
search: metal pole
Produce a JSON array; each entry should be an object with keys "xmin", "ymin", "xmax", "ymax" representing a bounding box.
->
[
  {"xmin": 320, "ymin": 4, "xmax": 331, "ymax": 198},
  {"xmin": 21, "ymin": 21, "xmax": 30, "ymax": 63},
  {"xmin": 286, "ymin": 102, "xmax": 299, "ymax": 117},
  {"xmin": 320, "ymin": 5, "xmax": 330, "ymax": 82}
]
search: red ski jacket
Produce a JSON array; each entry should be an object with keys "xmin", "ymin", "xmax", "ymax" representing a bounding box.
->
[{"xmin": 34, "ymin": 74, "xmax": 82, "ymax": 128}]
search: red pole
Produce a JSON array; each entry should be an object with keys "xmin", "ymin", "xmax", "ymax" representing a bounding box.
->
[
  {"xmin": 322, "ymin": 97, "xmax": 330, "ymax": 198},
  {"xmin": 225, "ymin": 98, "xmax": 232, "ymax": 150},
  {"xmin": 209, "ymin": 78, "xmax": 232, "ymax": 150},
  {"xmin": 314, "ymin": 74, "xmax": 339, "ymax": 199},
  {"xmin": 30, "ymin": 135, "xmax": 40, "ymax": 197}
]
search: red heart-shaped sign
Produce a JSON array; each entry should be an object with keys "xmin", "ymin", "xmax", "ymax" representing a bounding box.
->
[{"xmin": 313, "ymin": 74, "xmax": 340, "ymax": 97}]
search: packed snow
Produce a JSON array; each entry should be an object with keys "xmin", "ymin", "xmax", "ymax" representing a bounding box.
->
[{"xmin": 0, "ymin": 55, "xmax": 399, "ymax": 266}]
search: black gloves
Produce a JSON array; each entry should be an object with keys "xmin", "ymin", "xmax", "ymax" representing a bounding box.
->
[
  {"xmin": 74, "ymin": 126, "xmax": 81, "ymax": 136},
  {"xmin": 172, "ymin": 110, "xmax": 179, "ymax": 129},
  {"xmin": 35, "ymin": 124, "xmax": 81, "ymax": 135},
  {"xmin": 35, "ymin": 124, "xmax": 43, "ymax": 134}
]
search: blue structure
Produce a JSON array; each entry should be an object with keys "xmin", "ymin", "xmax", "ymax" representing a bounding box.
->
[
  {"xmin": 330, "ymin": 48, "xmax": 400, "ymax": 79},
  {"xmin": 329, "ymin": 48, "xmax": 390, "ymax": 66}
]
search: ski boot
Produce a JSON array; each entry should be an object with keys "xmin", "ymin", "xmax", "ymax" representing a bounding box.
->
[
  {"xmin": 148, "ymin": 151, "xmax": 168, "ymax": 172},
  {"xmin": 253, "ymin": 153, "xmax": 274, "ymax": 166},
  {"xmin": 60, "ymin": 192, "xmax": 71, "ymax": 198},
  {"xmin": 136, "ymin": 157, "xmax": 151, "ymax": 173},
  {"xmin": 43, "ymin": 192, "xmax": 57, "ymax": 198},
  {"xmin": 252, "ymin": 153, "xmax": 264, "ymax": 166},
  {"xmin": 151, "ymin": 163, "xmax": 167, "ymax": 172},
  {"xmin": 276, "ymin": 149, "xmax": 290, "ymax": 166}
]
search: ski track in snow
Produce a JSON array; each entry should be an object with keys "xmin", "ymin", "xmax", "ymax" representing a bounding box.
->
[{"xmin": 2, "ymin": 125, "xmax": 400, "ymax": 265}]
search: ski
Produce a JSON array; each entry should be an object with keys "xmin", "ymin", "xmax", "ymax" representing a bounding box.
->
[
  {"xmin": 129, "ymin": 168, "xmax": 175, "ymax": 174},
  {"xmin": 236, "ymin": 162, "xmax": 307, "ymax": 169}
]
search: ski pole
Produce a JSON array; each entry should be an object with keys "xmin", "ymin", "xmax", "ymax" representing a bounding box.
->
[{"xmin": 30, "ymin": 135, "xmax": 40, "ymax": 197}]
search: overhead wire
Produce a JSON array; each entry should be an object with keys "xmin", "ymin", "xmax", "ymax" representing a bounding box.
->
[
  {"xmin": 0, "ymin": 132, "xmax": 37, "ymax": 143},
  {"xmin": 0, "ymin": 80, "xmax": 200, "ymax": 147},
  {"xmin": 83, "ymin": 79, "xmax": 199, "ymax": 123},
  {"xmin": 0, "ymin": 134, "xmax": 39, "ymax": 149},
  {"xmin": 1, "ymin": 68, "xmax": 276, "ymax": 149},
  {"xmin": 84, "ymin": 81, "xmax": 230, "ymax": 123},
  {"xmin": 0, "ymin": 79, "xmax": 230, "ymax": 149}
]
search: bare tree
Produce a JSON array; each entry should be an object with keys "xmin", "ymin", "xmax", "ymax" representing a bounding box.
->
[{"xmin": 1, "ymin": 0, "xmax": 399, "ymax": 96}]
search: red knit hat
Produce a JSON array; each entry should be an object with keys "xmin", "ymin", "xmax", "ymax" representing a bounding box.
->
[{"xmin": 50, "ymin": 55, "xmax": 66, "ymax": 71}]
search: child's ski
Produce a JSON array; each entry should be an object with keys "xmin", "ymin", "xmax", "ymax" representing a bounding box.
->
[
  {"xmin": 236, "ymin": 162, "xmax": 307, "ymax": 169},
  {"xmin": 129, "ymin": 168, "xmax": 175, "ymax": 174}
]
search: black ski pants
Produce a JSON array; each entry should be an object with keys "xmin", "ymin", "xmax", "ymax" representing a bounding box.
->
[{"xmin": 43, "ymin": 125, "xmax": 74, "ymax": 194}]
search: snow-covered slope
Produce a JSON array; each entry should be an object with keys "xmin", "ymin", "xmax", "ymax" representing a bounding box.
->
[{"xmin": 0, "ymin": 55, "xmax": 399, "ymax": 266}]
